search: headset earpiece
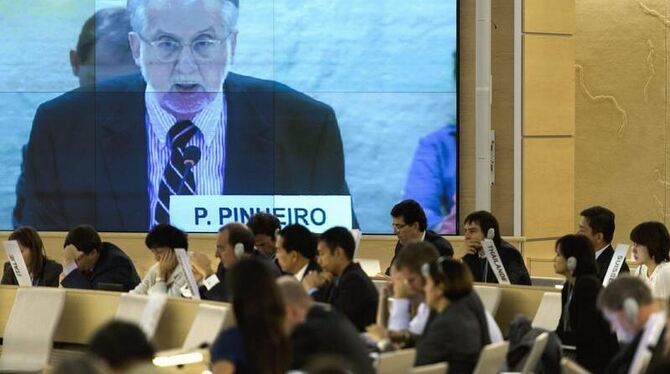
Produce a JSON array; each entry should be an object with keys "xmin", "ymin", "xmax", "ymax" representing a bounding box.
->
[
  {"xmin": 234, "ymin": 243, "xmax": 245, "ymax": 259},
  {"xmin": 486, "ymin": 228, "xmax": 495, "ymax": 240},
  {"xmin": 623, "ymin": 297, "xmax": 639, "ymax": 324},
  {"xmin": 566, "ymin": 256, "xmax": 577, "ymax": 275}
]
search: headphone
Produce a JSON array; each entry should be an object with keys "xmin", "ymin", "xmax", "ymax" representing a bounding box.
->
[
  {"xmin": 566, "ymin": 257, "xmax": 577, "ymax": 275},
  {"xmin": 623, "ymin": 297, "xmax": 639, "ymax": 324},
  {"xmin": 234, "ymin": 243, "xmax": 245, "ymax": 259},
  {"xmin": 486, "ymin": 228, "xmax": 495, "ymax": 240}
]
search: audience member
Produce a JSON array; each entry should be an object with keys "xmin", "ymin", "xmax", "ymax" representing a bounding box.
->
[
  {"xmin": 598, "ymin": 276, "xmax": 665, "ymax": 373},
  {"xmin": 461, "ymin": 211, "xmax": 531, "ymax": 285},
  {"xmin": 1, "ymin": 226, "xmax": 62, "ymax": 286},
  {"xmin": 630, "ymin": 221, "xmax": 670, "ymax": 298},
  {"xmin": 415, "ymin": 257, "xmax": 490, "ymax": 372},
  {"xmin": 247, "ymin": 212, "xmax": 281, "ymax": 258},
  {"xmin": 131, "ymin": 224, "xmax": 188, "ymax": 297},
  {"xmin": 88, "ymin": 320, "xmax": 156, "ymax": 373},
  {"xmin": 277, "ymin": 276, "xmax": 374, "ymax": 374},
  {"xmin": 578, "ymin": 206, "xmax": 629, "ymax": 282},
  {"xmin": 60, "ymin": 225, "xmax": 140, "ymax": 291},
  {"xmin": 276, "ymin": 224, "xmax": 320, "ymax": 281},
  {"xmin": 304, "ymin": 227, "xmax": 378, "ymax": 331},
  {"xmin": 386, "ymin": 199, "xmax": 453, "ymax": 274},
  {"xmin": 210, "ymin": 259, "xmax": 290, "ymax": 374},
  {"xmin": 553, "ymin": 234, "xmax": 618, "ymax": 373}
]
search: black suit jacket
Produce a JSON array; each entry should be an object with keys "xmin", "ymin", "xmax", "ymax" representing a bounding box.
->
[
  {"xmin": 1, "ymin": 259, "xmax": 62, "ymax": 287},
  {"xmin": 386, "ymin": 230, "xmax": 454, "ymax": 274},
  {"xmin": 300, "ymin": 259, "xmax": 321, "ymax": 281},
  {"xmin": 555, "ymin": 275, "xmax": 618, "ymax": 374},
  {"xmin": 60, "ymin": 242, "xmax": 140, "ymax": 291},
  {"xmin": 290, "ymin": 305, "xmax": 374, "ymax": 374},
  {"xmin": 16, "ymin": 73, "xmax": 351, "ymax": 231},
  {"xmin": 200, "ymin": 262, "xmax": 229, "ymax": 302},
  {"xmin": 596, "ymin": 244, "xmax": 630, "ymax": 284},
  {"xmin": 461, "ymin": 240, "xmax": 532, "ymax": 285},
  {"xmin": 323, "ymin": 262, "xmax": 378, "ymax": 332}
]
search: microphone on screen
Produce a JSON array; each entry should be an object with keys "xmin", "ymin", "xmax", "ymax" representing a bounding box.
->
[{"xmin": 176, "ymin": 145, "xmax": 202, "ymax": 195}]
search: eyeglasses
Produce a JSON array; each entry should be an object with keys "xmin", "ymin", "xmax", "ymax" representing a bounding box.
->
[
  {"xmin": 137, "ymin": 32, "xmax": 233, "ymax": 63},
  {"xmin": 391, "ymin": 223, "xmax": 408, "ymax": 231}
]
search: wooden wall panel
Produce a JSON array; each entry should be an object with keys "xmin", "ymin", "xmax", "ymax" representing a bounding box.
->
[{"xmin": 523, "ymin": 0, "xmax": 575, "ymax": 35}]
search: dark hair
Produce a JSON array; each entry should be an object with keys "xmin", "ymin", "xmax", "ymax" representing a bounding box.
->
[
  {"xmin": 464, "ymin": 210, "xmax": 502, "ymax": 249},
  {"xmin": 76, "ymin": 7, "xmax": 134, "ymax": 65},
  {"xmin": 226, "ymin": 259, "xmax": 290, "ymax": 374},
  {"xmin": 278, "ymin": 224, "xmax": 316, "ymax": 260},
  {"xmin": 426, "ymin": 258, "xmax": 473, "ymax": 302},
  {"xmin": 555, "ymin": 234, "xmax": 598, "ymax": 277},
  {"xmin": 390, "ymin": 199, "xmax": 428, "ymax": 232},
  {"xmin": 64, "ymin": 225, "xmax": 101, "ymax": 254},
  {"xmin": 318, "ymin": 227, "xmax": 356, "ymax": 260},
  {"xmin": 247, "ymin": 213, "xmax": 281, "ymax": 239},
  {"xmin": 145, "ymin": 224, "xmax": 188, "ymax": 250},
  {"xmin": 630, "ymin": 221, "xmax": 670, "ymax": 264},
  {"xmin": 598, "ymin": 275, "xmax": 653, "ymax": 311},
  {"xmin": 580, "ymin": 206, "xmax": 616, "ymax": 243},
  {"xmin": 220, "ymin": 223, "xmax": 255, "ymax": 254},
  {"xmin": 394, "ymin": 241, "xmax": 439, "ymax": 275},
  {"xmin": 87, "ymin": 320, "xmax": 155, "ymax": 370},
  {"xmin": 9, "ymin": 226, "xmax": 47, "ymax": 276}
]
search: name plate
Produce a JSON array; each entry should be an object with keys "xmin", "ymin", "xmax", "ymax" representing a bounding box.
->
[
  {"xmin": 3, "ymin": 240, "xmax": 32, "ymax": 287},
  {"xmin": 481, "ymin": 239, "xmax": 511, "ymax": 285},
  {"xmin": 602, "ymin": 244, "xmax": 629, "ymax": 287},
  {"xmin": 175, "ymin": 248, "xmax": 200, "ymax": 300},
  {"xmin": 170, "ymin": 195, "xmax": 353, "ymax": 233}
]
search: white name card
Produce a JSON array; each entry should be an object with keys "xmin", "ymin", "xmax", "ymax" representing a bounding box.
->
[
  {"xmin": 3, "ymin": 240, "xmax": 32, "ymax": 287},
  {"xmin": 174, "ymin": 248, "xmax": 200, "ymax": 300},
  {"xmin": 481, "ymin": 239, "xmax": 511, "ymax": 285},
  {"xmin": 603, "ymin": 244, "xmax": 629, "ymax": 287},
  {"xmin": 170, "ymin": 195, "xmax": 353, "ymax": 233}
]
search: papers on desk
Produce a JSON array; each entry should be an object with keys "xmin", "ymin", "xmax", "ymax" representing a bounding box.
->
[{"xmin": 3, "ymin": 240, "xmax": 32, "ymax": 287}]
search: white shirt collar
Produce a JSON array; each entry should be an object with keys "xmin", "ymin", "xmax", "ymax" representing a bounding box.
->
[
  {"xmin": 294, "ymin": 262, "xmax": 309, "ymax": 281},
  {"xmin": 595, "ymin": 244, "xmax": 610, "ymax": 259},
  {"xmin": 420, "ymin": 231, "xmax": 426, "ymax": 241}
]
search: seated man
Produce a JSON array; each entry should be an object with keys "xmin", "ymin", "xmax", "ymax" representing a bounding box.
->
[
  {"xmin": 60, "ymin": 225, "xmax": 140, "ymax": 291},
  {"xmin": 386, "ymin": 199, "xmax": 453, "ymax": 274},
  {"xmin": 131, "ymin": 224, "xmax": 188, "ymax": 297},
  {"xmin": 599, "ymin": 276, "xmax": 666, "ymax": 373},
  {"xmin": 578, "ymin": 206, "xmax": 629, "ymax": 283},
  {"xmin": 304, "ymin": 227, "xmax": 378, "ymax": 331},
  {"xmin": 276, "ymin": 224, "xmax": 320, "ymax": 282},
  {"xmin": 277, "ymin": 276, "xmax": 374, "ymax": 374},
  {"xmin": 247, "ymin": 212, "xmax": 281, "ymax": 259},
  {"xmin": 461, "ymin": 211, "xmax": 531, "ymax": 285}
]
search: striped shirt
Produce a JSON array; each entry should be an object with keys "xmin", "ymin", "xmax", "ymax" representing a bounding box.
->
[{"xmin": 145, "ymin": 90, "xmax": 227, "ymax": 228}]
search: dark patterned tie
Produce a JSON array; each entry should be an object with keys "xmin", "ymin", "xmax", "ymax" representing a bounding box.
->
[{"xmin": 154, "ymin": 120, "xmax": 199, "ymax": 225}]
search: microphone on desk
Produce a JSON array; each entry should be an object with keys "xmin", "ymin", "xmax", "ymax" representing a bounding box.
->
[{"xmin": 176, "ymin": 146, "xmax": 201, "ymax": 195}]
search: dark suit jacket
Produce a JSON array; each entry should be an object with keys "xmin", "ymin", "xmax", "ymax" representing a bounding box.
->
[
  {"xmin": 200, "ymin": 262, "xmax": 229, "ymax": 302},
  {"xmin": 1, "ymin": 259, "xmax": 62, "ymax": 287},
  {"xmin": 300, "ymin": 259, "xmax": 321, "ymax": 281},
  {"xmin": 415, "ymin": 292, "xmax": 491, "ymax": 373},
  {"xmin": 322, "ymin": 262, "xmax": 378, "ymax": 332},
  {"xmin": 290, "ymin": 305, "xmax": 374, "ymax": 374},
  {"xmin": 16, "ymin": 73, "xmax": 351, "ymax": 231},
  {"xmin": 60, "ymin": 242, "xmax": 140, "ymax": 291},
  {"xmin": 461, "ymin": 240, "xmax": 531, "ymax": 285},
  {"xmin": 555, "ymin": 275, "xmax": 618, "ymax": 374},
  {"xmin": 596, "ymin": 244, "xmax": 630, "ymax": 284},
  {"xmin": 386, "ymin": 230, "xmax": 454, "ymax": 274}
]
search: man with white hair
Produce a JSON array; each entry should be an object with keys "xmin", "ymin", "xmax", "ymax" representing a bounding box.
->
[{"xmin": 16, "ymin": 0, "xmax": 351, "ymax": 231}]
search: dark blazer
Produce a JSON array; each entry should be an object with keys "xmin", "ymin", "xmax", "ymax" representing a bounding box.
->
[
  {"xmin": 200, "ymin": 262, "xmax": 229, "ymax": 302},
  {"xmin": 596, "ymin": 244, "xmax": 630, "ymax": 284},
  {"xmin": 461, "ymin": 240, "xmax": 532, "ymax": 285},
  {"xmin": 1, "ymin": 259, "xmax": 62, "ymax": 287},
  {"xmin": 300, "ymin": 259, "xmax": 321, "ymax": 281},
  {"xmin": 290, "ymin": 305, "xmax": 374, "ymax": 374},
  {"xmin": 60, "ymin": 242, "xmax": 140, "ymax": 291},
  {"xmin": 15, "ymin": 73, "xmax": 351, "ymax": 231},
  {"xmin": 555, "ymin": 275, "xmax": 618, "ymax": 374},
  {"xmin": 415, "ymin": 292, "xmax": 491, "ymax": 373},
  {"xmin": 386, "ymin": 230, "xmax": 454, "ymax": 274},
  {"xmin": 323, "ymin": 262, "xmax": 378, "ymax": 332}
]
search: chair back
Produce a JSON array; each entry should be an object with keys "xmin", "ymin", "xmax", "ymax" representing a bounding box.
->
[{"xmin": 472, "ymin": 341, "xmax": 509, "ymax": 374}]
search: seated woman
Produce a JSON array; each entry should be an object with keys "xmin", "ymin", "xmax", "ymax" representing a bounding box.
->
[
  {"xmin": 1, "ymin": 226, "xmax": 62, "ymax": 286},
  {"xmin": 630, "ymin": 221, "xmax": 670, "ymax": 298},
  {"xmin": 210, "ymin": 258, "xmax": 290, "ymax": 374},
  {"xmin": 554, "ymin": 234, "xmax": 618, "ymax": 373},
  {"xmin": 131, "ymin": 224, "xmax": 187, "ymax": 297},
  {"xmin": 415, "ymin": 257, "xmax": 490, "ymax": 373}
]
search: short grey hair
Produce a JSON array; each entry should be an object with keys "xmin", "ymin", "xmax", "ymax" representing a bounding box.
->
[
  {"xmin": 597, "ymin": 275, "xmax": 653, "ymax": 311},
  {"xmin": 127, "ymin": 0, "xmax": 239, "ymax": 35}
]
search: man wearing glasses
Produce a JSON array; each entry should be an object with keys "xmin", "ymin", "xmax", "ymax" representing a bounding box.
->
[{"xmin": 16, "ymin": 0, "xmax": 351, "ymax": 231}]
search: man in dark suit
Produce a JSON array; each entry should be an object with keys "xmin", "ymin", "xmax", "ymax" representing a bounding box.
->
[
  {"xmin": 304, "ymin": 227, "xmax": 378, "ymax": 332},
  {"xmin": 277, "ymin": 276, "xmax": 374, "ymax": 374},
  {"xmin": 14, "ymin": 0, "xmax": 351, "ymax": 232},
  {"xmin": 385, "ymin": 199, "xmax": 453, "ymax": 275},
  {"xmin": 275, "ymin": 224, "xmax": 320, "ymax": 282},
  {"xmin": 578, "ymin": 206, "xmax": 629, "ymax": 283},
  {"xmin": 60, "ymin": 225, "xmax": 141, "ymax": 291}
]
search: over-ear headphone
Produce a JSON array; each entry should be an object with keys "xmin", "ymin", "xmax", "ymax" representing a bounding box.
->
[
  {"xmin": 234, "ymin": 243, "xmax": 245, "ymax": 259},
  {"xmin": 486, "ymin": 228, "xmax": 495, "ymax": 240},
  {"xmin": 623, "ymin": 297, "xmax": 639, "ymax": 324},
  {"xmin": 566, "ymin": 257, "xmax": 577, "ymax": 275}
]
